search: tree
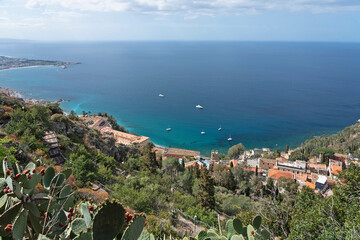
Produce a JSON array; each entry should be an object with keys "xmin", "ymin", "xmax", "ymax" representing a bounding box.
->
[
  {"xmin": 285, "ymin": 145, "xmax": 289, "ymax": 153},
  {"xmin": 69, "ymin": 145, "xmax": 98, "ymax": 186},
  {"xmin": 227, "ymin": 143, "xmax": 245, "ymax": 159},
  {"xmin": 141, "ymin": 143, "xmax": 158, "ymax": 173},
  {"xmin": 212, "ymin": 164, "xmax": 236, "ymax": 191},
  {"xmin": 197, "ymin": 167, "xmax": 215, "ymax": 209},
  {"xmin": 162, "ymin": 157, "xmax": 181, "ymax": 181}
]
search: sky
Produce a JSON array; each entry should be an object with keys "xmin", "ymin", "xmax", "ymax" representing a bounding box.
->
[{"xmin": 0, "ymin": 0, "xmax": 360, "ymax": 41}]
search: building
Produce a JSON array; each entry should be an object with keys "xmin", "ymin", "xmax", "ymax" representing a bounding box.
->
[
  {"xmin": 308, "ymin": 163, "xmax": 328, "ymax": 175},
  {"xmin": 275, "ymin": 161, "xmax": 306, "ymax": 175},
  {"xmin": 315, "ymin": 175, "xmax": 328, "ymax": 192},
  {"xmin": 164, "ymin": 148, "xmax": 200, "ymax": 159},
  {"xmin": 211, "ymin": 150, "xmax": 219, "ymax": 161},
  {"xmin": 246, "ymin": 158, "xmax": 259, "ymax": 168},
  {"xmin": 100, "ymin": 127, "xmax": 150, "ymax": 147},
  {"xmin": 259, "ymin": 158, "xmax": 277, "ymax": 170},
  {"xmin": 268, "ymin": 169, "xmax": 293, "ymax": 180}
]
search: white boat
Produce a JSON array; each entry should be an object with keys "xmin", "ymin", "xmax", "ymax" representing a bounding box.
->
[
  {"xmin": 218, "ymin": 125, "xmax": 222, "ymax": 131},
  {"xmin": 196, "ymin": 105, "xmax": 203, "ymax": 109},
  {"xmin": 61, "ymin": 65, "xmax": 67, "ymax": 69},
  {"xmin": 159, "ymin": 94, "xmax": 164, "ymax": 97},
  {"xmin": 201, "ymin": 130, "xmax": 206, "ymax": 135},
  {"xmin": 166, "ymin": 127, "xmax": 171, "ymax": 131},
  {"xmin": 228, "ymin": 135, "xmax": 232, "ymax": 141}
]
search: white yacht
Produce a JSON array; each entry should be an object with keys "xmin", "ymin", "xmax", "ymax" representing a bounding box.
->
[
  {"xmin": 196, "ymin": 105, "xmax": 203, "ymax": 109},
  {"xmin": 218, "ymin": 125, "xmax": 222, "ymax": 131},
  {"xmin": 166, "ymin": 127, "xmax": 171, "ymax": 131},
  {"xmin": 228, "ymin": 135, "xmax": 232, "ymax": 141},
  {"xmin": 201, "ymin": 130, "xmax": 206, "ymax": 135},
  {"xmin": 159, "ymin": 94, "xmax": 164, "ymax": 97}
]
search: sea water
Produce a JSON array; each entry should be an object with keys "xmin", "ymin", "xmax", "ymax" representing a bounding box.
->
[{"xmin": 0, "ymin": 41, "xmax": 360, "ymax": 155}]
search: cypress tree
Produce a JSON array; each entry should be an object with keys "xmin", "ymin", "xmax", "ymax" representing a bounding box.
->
[
  {"xmin": 194, "ymin": 162, "xmax": 200, "ymax": 178},
  {"xmin": 285, "ymin": 145, "xmax": 289, "ymax": 153},
  {"xmin": 227, "ymin": 168, "xmax": 236, "ymax": 191},
  {"xmin": 141, "ymin": 143, "xmax": 157, "ymax": 173},
  {"xmin": 197, "ymin": 167, "xmax": 215, "ymax": 209},
  {"xmin": 230, "ymin": 161, "xmax": 234, "ymax": 168}
]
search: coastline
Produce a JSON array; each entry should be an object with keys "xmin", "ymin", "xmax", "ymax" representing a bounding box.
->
[
  {"xmin": 0, "ymin": 65, "xmax": 57, "ymax": 72},
  {"xmin": 0, "ymin": 86, "xmax": 64, "ymax": 105}
]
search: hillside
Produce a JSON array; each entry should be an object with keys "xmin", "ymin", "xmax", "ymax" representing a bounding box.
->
[{"xmin": 0, "ymin": 93, "xmax": 360, "ymax": 239}]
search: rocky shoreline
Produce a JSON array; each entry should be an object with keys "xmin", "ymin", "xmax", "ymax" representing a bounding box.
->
[{"xmin": 0, "ymin": 87, "xmax": 64, "ymax": 105}]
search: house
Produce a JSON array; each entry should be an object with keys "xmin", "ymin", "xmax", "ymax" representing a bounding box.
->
[
  {"xmin": 329, "ymin": 164, "xmax": 342, "ymax": 177},
  {"xmin": 275, "ymin": 161, "xmax": 306, "ymax": 175},
  {"xmin": 259, "ymin": 158, "xmax": 277, "ymax": 170},
  {"xmin": 305, "ymin": 181, "xmax": 316, "ymax": 190},
  {"xmin": 251, "ymin": 148, "xmax": 263, "ymax": 156},
  {"xmin": 246, "ymin": 158, "xmax": 259, "ymax": 168},
  {"xmin": 307, "ymin": 163, "xmax": 328, "ymax": 175},
  {"xmin": 211, "ymin": 150, "xmax": 219, "ymax": 161},
  {"xmin": 100, "ymin": 127, "xmax": 150, "ymax": 147},
  {"xmin": 164, "ymin": 148, "xmax": 200, "ymax": 159},
  {"xmin": 268, "ymin": 169, "xmax": 293, "ymax": 180},
  {"xmin": 294, "ymin": 174, "xmax": 308, "ymax": 185},
  {"xmin": 315, "ymin": 175, "xmax": 328, "ymax": 192}
]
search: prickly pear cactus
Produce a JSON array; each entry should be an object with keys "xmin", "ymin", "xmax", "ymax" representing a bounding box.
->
[
  {"xmin": 0, "ymin": 156, "xmax": 148, "ymax": 240},
  {"xmin": 0, "ymin": 157, "xmax": 75, "ymax": 239},
  {"xmin": 196, "ymin": 215, "xmax": 272, "ymax": 240}
]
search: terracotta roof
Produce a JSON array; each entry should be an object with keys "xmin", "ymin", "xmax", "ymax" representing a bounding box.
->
[
  {"xmin": 268, "ymin": 169, "xmax": 293, "ymax": 179},
  {"xmin": 330, "ymin": 165, "xmax": 342, "ymax": 175},
  {"xmin": 165, "ymin": 148, "xmax": 200, "ymax": 157},
  {"xmin": 295, "ymin": 174, "xmax": 308, "ymax": 183},
  {"xmin": 305, "ymin": 181, "xmax": 316, "ymax": 189}
]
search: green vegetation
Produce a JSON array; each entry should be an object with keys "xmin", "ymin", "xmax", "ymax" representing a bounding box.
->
[{"xmin": 0, "ymin": 93, "xmax": 360, "ymax": 239}]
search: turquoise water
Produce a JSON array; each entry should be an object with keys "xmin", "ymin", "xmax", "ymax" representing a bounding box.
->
[{"xmin": 1, "ymin": 41, "xmax": 360, "ymax": 155}]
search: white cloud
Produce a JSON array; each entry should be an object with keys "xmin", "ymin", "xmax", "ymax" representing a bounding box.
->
[{"xmin": 24, "ymin": 0, "xmax": 360, "ymax": 16}]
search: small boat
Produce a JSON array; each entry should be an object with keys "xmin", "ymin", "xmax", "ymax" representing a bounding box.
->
[
  {"xmin": 196, "ymin": 105, "xmax": 203, "ymax": 109},
  {"xmin": 228, "ymin": 135, "xmax": 232, "ymax": 141},
  {"xmin": 201, "ymin": 130, "xmax": 206, "ymax": 135},
  {"xmin": 218, "ymin": 125, "xmax": 222, "ymax": 131},
  {"xmin": 61, "ymin": 65, "xmax": 67, "ymax": 69},
  {"xmin": 159, "ymin": 94, "xmax": 164, "ymax": 97},
  {"xmin": 166, "ymin": 127, "xmax": 172, "ymax": 131}
]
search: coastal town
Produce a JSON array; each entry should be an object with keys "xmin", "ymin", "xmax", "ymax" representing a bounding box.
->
[{"xmin": 80, "ymin": 114, "xmax": 354, "ymax": 197}]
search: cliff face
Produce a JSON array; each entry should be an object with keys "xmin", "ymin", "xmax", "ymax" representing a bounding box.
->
[{"xmin": 51, "ymin": 115, "xmax": 129, "ymax": 162}]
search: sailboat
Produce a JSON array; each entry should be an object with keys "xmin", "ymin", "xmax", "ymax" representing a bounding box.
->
[
  {"xmin": 159, "ymin": 94, "xmax": 164, "ymax": 97},
  {"xmin": 218, "ymin": 125, "xmax": 222, "ymax": 131},
  {"xmin": 201, "ymin": 130, "xmax": 206, "ymax": 135},
  {"xmin": 228, "ymin": 135, "xmax": 232, "ymax": 141}
]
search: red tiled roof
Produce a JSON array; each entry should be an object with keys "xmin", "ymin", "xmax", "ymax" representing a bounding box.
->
[
  {"xmin": 305, "ymin": 181, "xmax": 316, "ymax": 189},
  {"xmin": 268, "ymin": 169, "xmax": 293, "ymax": 179},
  {"xmin": 330, "ymin": 165, "xmax": 342, "ymax": 175}
]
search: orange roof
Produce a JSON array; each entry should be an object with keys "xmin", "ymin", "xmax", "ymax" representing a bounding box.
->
[
  {"xmin": 243, "ymin": 167, "xmax": 261, "ymax": 172},
  {"xmin": 330, "ymin": 165, "xmax": 342, "ymax": 175},
  {"xmin": 295, "ymin": 174, "xmax": 308, "ymax": 182},
  {"xmin": 305, "ymin": 181, "xmax": 316, "ymax": 189},
  {"xmin": 268, "ymin": 169, "xmax": 293, "ymax": 179}
]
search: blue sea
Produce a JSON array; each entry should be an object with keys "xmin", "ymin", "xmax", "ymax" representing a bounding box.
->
[{"xmin": 1, "ymin": 41, "xmax": 360, "ymax": 155}]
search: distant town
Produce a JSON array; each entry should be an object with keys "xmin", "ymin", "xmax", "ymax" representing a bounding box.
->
[
  {"xmin": 0, "ymin": 55, "xmax": 78, "ymax": 71},
  {"xmin": 81, "ymin": 114, "xmax": 355, "ymax": 197}
]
